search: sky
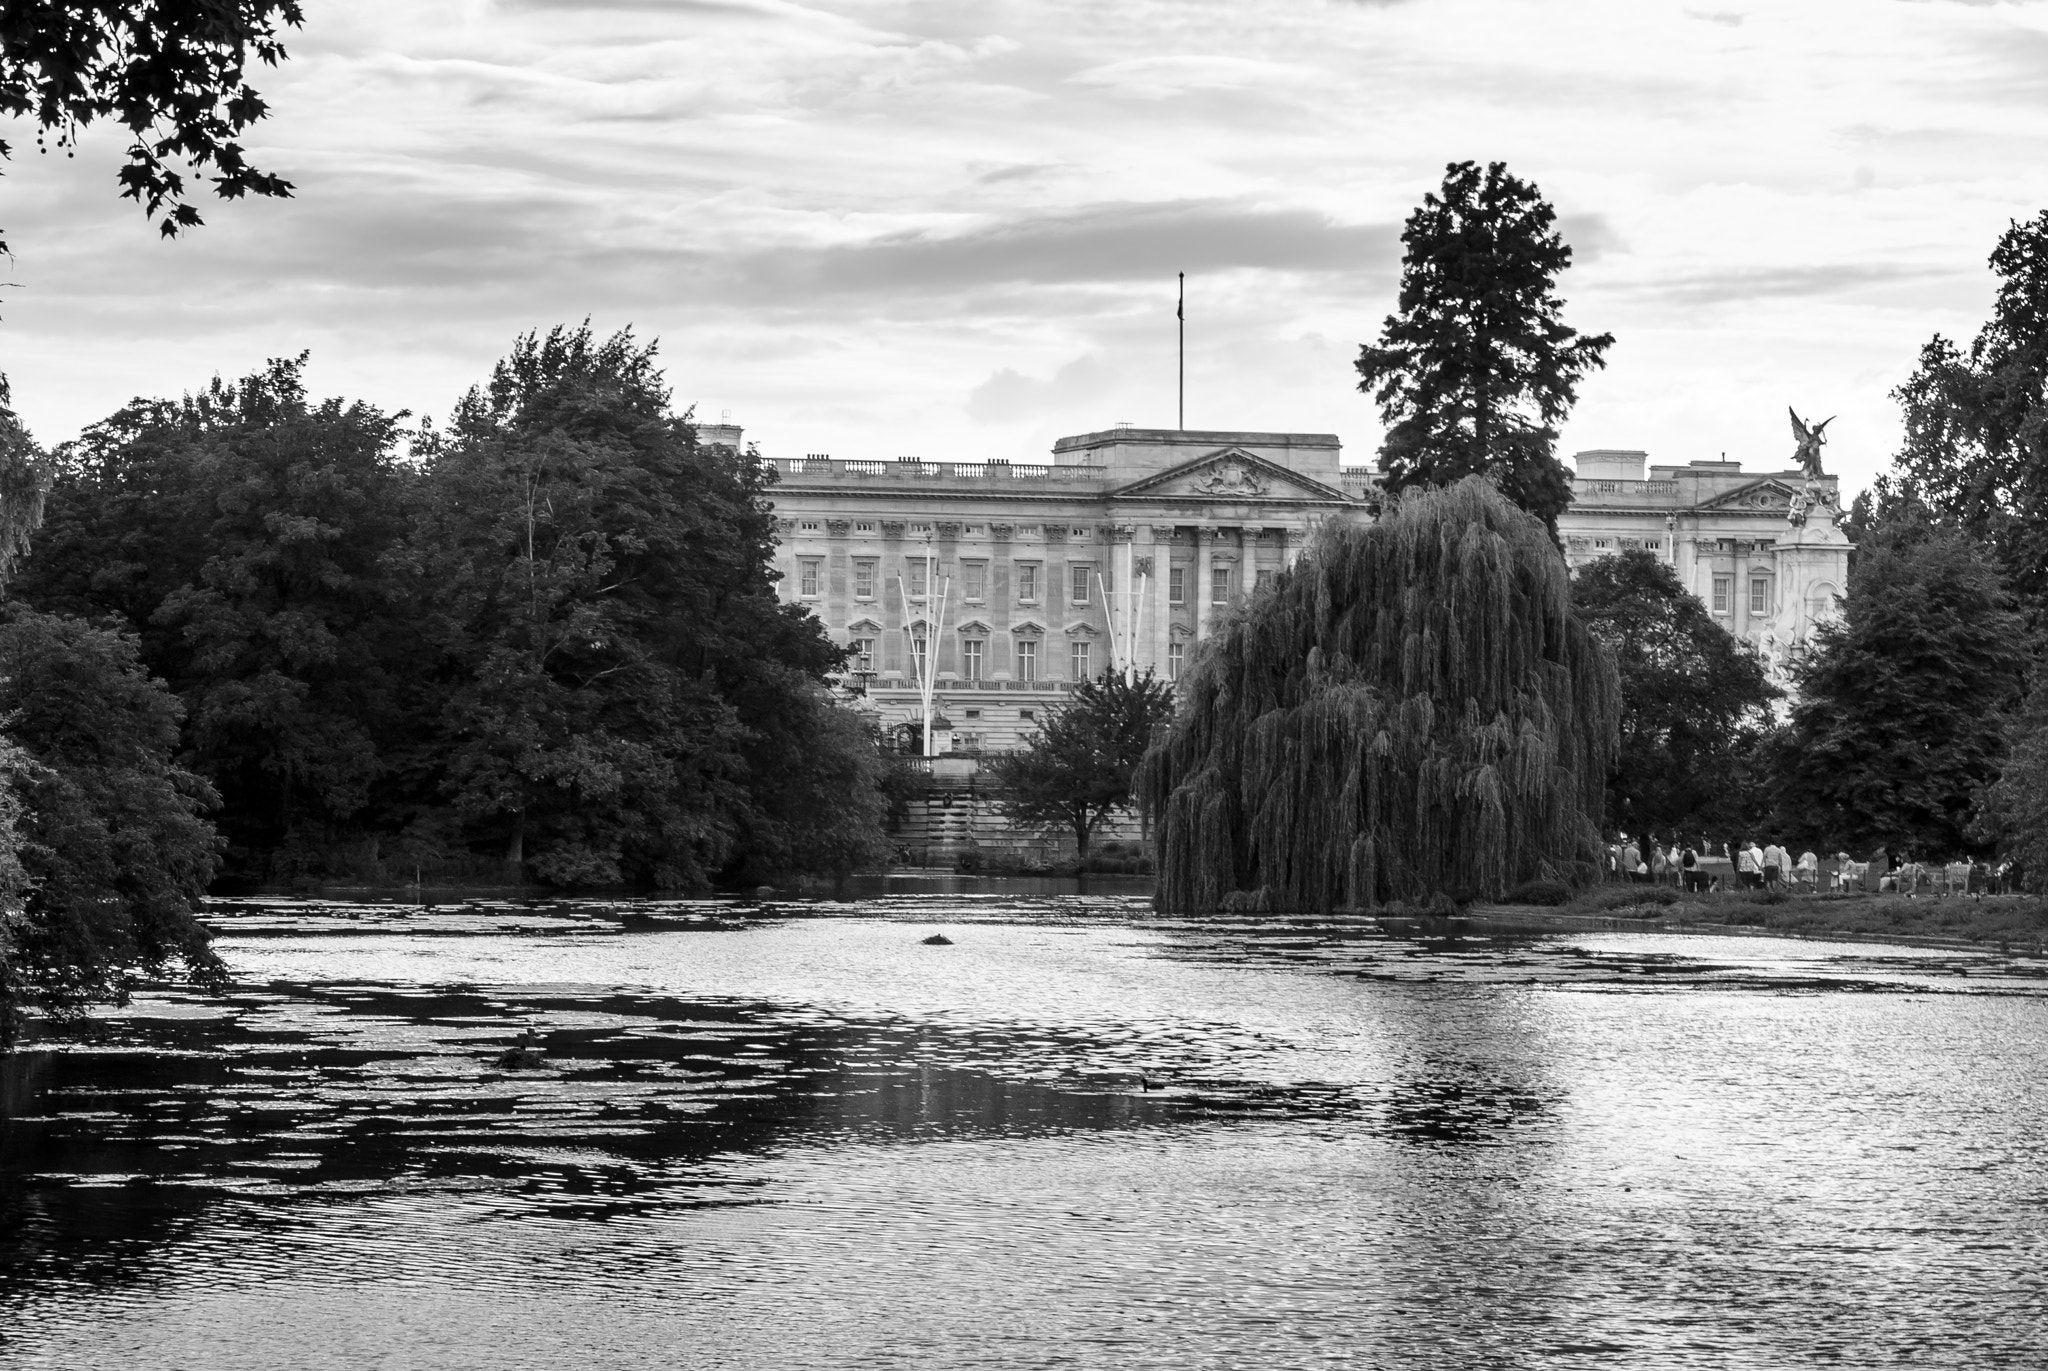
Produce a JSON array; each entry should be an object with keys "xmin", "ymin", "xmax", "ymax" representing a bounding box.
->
[{"xmin": 5, "ymin": 0, "xmax": 2048, "ymax": 497}]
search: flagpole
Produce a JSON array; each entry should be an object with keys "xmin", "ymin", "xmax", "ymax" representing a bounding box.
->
[{"xmin": 1177, "ymin": 271, "xmax": 1185, "ymax": 431}]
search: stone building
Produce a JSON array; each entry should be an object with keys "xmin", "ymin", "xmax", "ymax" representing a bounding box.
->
[
  {"xmin": 1557, "ymin": 449, "xmax": 1851, "ymax": 688},
  {"xmin": 737, "ymin": 418, "xmax": 1852, "ymax": 752},
  {"xmin": 754, "ymin": 426, "xmax": 1370, "ymax": 753}
]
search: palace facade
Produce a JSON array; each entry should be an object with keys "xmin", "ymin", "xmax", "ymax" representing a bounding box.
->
[
  {"xmin": 738, "ymin": 421, "xmax": 1852, "ymax": 752},
  {"xmin": 752, "ymin": 426, "xmax": 1368, "ymax": 753},
  {"xmin": 1560, "ymin": 449, "xmax": 1851, "ymax": 689}
]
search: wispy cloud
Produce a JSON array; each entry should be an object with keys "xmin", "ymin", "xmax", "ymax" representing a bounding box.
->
[{"xmin": 1, "ymin": 0, "xmax": 2042, "ymax": 498}]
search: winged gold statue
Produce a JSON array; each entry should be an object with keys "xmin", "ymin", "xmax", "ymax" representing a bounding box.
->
[{"xmin": 1789, "ymin": 408, "xmax": 1833, "ymax": 480}]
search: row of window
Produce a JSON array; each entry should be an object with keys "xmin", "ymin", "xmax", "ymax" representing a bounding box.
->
[
  {"xmin": 850, "ymin": 635, "xmax": 1188, "ymax": 682},
  {"xmin": 796, "ymin": 521, "xmax": 1093, "ymax": 539},
  {"xmin": 796, "ymin": 558, "xmax": 1269, "ymax": 605},
  {"xmin": 1711, "ymin": 575, "xmax": 1773, "ymax": 615}
]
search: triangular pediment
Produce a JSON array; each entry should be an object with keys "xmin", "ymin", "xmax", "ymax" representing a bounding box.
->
[
  {"xmin": 1697, "ymin": 477, "xmax": 1806, "ymax": 513},
  {"xmin": 1111, "ymin": 447, "xmax": 1354, "ymax": 503}
]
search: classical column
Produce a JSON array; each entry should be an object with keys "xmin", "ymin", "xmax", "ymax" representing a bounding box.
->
[{"xmin": 1194, "ymin": 527, "xmax": 1214, "ymax": 640}]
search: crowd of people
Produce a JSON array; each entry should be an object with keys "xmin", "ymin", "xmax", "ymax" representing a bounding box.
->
[{"xmin": 1603, "ymin": 835, "xmax": 2017, "ymax": 897}]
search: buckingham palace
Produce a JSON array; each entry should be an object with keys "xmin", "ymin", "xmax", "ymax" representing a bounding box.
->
[{"xmin": 723, "ymin": 421, "xmax": 1853, "ymax": 754}]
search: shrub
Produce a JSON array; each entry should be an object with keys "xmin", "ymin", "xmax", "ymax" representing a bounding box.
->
[{"xmin": 1504, "ymin": 878, "xmax": 1572, "ymax": 906}]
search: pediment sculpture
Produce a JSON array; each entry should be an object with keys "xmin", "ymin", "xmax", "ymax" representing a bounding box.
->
[{"xmin": 1192, "ymin": 462, "xmax": 1267, "ymax": 497}]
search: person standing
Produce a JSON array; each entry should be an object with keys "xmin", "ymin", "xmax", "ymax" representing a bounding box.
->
[
  {"xmin": 1737, "ymin": 840, "xmax": 1760, "ymax": 890},
  {"xmin": 1621, "ymin": 836, "xmax": 1641, "ymax": 885},
  {"xmin": 1761, "ymin": 840, "xmax": 1785, "ymax": 892},
  {"xmin": 1797, "ymin": 849, "xmax": 1818, "ymax": 891},
  {"xmin": 1680, "ymin": 841, "xmax": 1700, "ymax": 893}
]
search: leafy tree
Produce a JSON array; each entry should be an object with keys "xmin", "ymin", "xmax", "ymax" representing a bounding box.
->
[
  {"xmin": 1356, "ymin": 160, "xmax": 1614, "ymax": 533},
  {"xmin": 0, "ymin": 2, "xmax": 303, "ymax": 252},
  {"xmin": 0, "ymin": 378, "xmax": 46, "ymax": 583},
  {"xmin": 1876, "ymin": 210, "xmax": 2048, "ymax": 613},
  {"xmin": 414, "ymin": 323, "xmax": 854, "ymax": 887},
  {"xmin": 1974, "ymin": 662, "xmax": 2048, "ymax": 891},
  {"xmin": 1773, "ymin": 526, "xmax": 2030, "ymax": 859},
  {"xmin": 12, "ymin": 357, "xmax": 420, "ymax": 875},
  {"xmin": 992, "ymin": 670, "xmax": 1176, "ymax": 860},
  {"xmin": 1571, "ymin": 549, "xmax": 1778, "ymax": 840},
  {"xmin": 0, "ymin": 605, "xmax": 224, "ymax": 1046},
  {"xmin": 1140, "ymin": 480, "xmax": 1619, "ymax": 912},
  {"xmin": 727, "ymin": 688, "xmax": 890, "ymax": 889}
]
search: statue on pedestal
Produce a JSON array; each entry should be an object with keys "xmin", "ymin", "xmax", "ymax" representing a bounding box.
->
[{"xmin": 1789, "ymin": 408, "xmax": 1833, "ymax": 480}]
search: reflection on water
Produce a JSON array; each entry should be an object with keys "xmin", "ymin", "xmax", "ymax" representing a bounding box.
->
[{"xmin": 5, "ymin": 891, "xmax": 2048, "ymax": 1368}]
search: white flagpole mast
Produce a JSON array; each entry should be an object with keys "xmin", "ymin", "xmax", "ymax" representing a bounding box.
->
[{"xmin": 898, "ymin": 538, "xmax": 950, "ymax": 757}]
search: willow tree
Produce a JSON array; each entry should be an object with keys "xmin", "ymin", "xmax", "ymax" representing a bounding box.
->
[{"xmin": 1141, "ymin": 477, "xmax": 1619, "ymax": 912}]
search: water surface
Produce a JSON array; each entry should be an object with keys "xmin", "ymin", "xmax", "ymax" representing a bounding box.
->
[{"xmin": 4, "ymin": 890, "xmax": 2045, "ymax": 1368}]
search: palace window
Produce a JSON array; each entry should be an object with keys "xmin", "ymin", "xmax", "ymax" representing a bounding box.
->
[
  {"xmin": 800, "ymin": 520, "xmax": 822, "ymax": 532},
  {"xmin": 909, "ymin": 627, "xmax": 929, "ymax": 679},
  {"xmin": 963, "ymin": 708, "xmax": 980, "ymax": 720},
  {"xmin": 1071, "ymin": 640, "xmax": 1091, "ymax": 680},
  {"xmin": 854, "ymin": 521, "xmax": 876, "ymax": 534},
  {"xmin": 1016, "ymin": 639, "xmax": 1038, "ymax": 682},
  {"xmin": 1211, "ymin": 567, "xmax": 1232, "ymax": 604},
  {"xmin": 798, "ymin": 558, "xmax": 821, "ymax": 597},
  {"xmin": 1071, "ymin": 565, "xmax": 1092, "ymax": 605},
  {"xmin": 1019, "ymin": 708, "xmax": 1035, "ymax": 722},
  {"xmin": 1751, "ymin": 577, "xmax": 1770, "ymax": 615},
  {"xmin": 1168, "ymin": 641, "xmax": 1185, "ymax": 680},
  {"xmin": 1255, "ymin": 569, "xmax": 1275, "ymax": 592},
  {"xmin": 1017, "ymin": 563, "xmax": 1039, "ymax": 603},
  {"xmin": 962, "ymin": 637, "xmax": 985, "ymax": 681},
  {"xmin": 852, "ymin": 638, "xmax": 875, "ymax": 672},
  {"xmin": 907, "ymin": 560, "xmax": 929, "ymax": 597},
  {"xmin": 1169, "ymin": 566, "xmax": 1186, "ymax": 604},
  {"xmin": 1070, "ymin": 525, "xmax": 1089, "ymax": 539},
  {"xmin": 963, "ymin": 561, "xmax": 987, "ymax": 602},
  {"xmin": 910, "ymin": 522, "xmax": 934, "ymax": 535},
  {"xmin": 853, "ymin": 559, "xmax": 876, "ymax": 599},
  {"xmin": 965, "ymin": 524, "xmax": 986, "ymax": 536},
  {"xmin": 1712, "ymin": 576, "xmax": 1731, "ymax": 614}
]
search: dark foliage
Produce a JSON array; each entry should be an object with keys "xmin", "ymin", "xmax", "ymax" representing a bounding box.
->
[
  {"xmin": 1141, "ymin": 478, "xmax": 1619, "ymax": 912},
  {"xmin": 988, "ymin": 670, "xmax": 1176, "ymax": 859},
  {"xmin": 1357, "ymin": 160, "xmax": 1614, "ymax": 533},
  {"xmin": 0, "ymin": 605, "xmax": 224, "ymax": 1045},
  {"xmin": 1570, "ymin": 549, "xmax": 1779, "ymax": 839},
  {"xmin": 0, "ymin": 1, "xmax": 302, "ymax": 251},
  {"xmin": 14, "ymin": 356, "xmax": 419, "ymax": 873},
  {"xmin": 1774, "ymin": 526, "xmax": 2030, "ymax": 860},
  {"xmin": 1873, "ymin": 210, "xmax": 2048, "ymax": 615},
  {"xmin": 10, "ymin": 327, "xmax": 887, "ymax": 891}
]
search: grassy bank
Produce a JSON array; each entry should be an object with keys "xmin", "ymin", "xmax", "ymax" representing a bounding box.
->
[{"xmin": 1514, "ymin": 885, "xmax": 2048, "ymax": 951}]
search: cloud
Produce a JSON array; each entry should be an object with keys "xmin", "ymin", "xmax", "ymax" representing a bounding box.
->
[
  {"xmin": 1066, "ymin": 54, "xmax": 1330, "ymax": 99},
  {"xmin": 1640, "ymin": 263, "xmax": 1957, "ymax": 307},
  {"xmin": 967, "ymin": 354, "xmax": 1116, "ymax": 423},
  {"xmin": 721, "ymin": 200, "xmax": 1401, "ymax": 302}
]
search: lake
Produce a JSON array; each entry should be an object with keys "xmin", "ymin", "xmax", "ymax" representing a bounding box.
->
[{"xmin": 4, "ymin": 881, "xmax": 2046, "ymax": 1368}]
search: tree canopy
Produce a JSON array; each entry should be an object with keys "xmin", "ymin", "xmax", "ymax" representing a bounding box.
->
[
  {"xmin": 11, "ymin": 326, "xmax": 888, "ymax": 892},
  {"xmin": 1356, "ymin": 160, "xmax": 1613, "ymax": 532},
  {"xmin": 989, "ymin": 670, "xmax": 1175, "ymax": 859},
  {"xmin": 1876, "ymin": 210, "xmax": 2048, "ymax": 614},
  {"xmin": 0, "ymin": 1, "xmax": 302, "ymax": 252},
  {"xmin": 1773, "ymin": 526, "xmax": 2029, "ymax": 859},
  {"xmin": 1570, "ymin": 549, "xmax": 1778, "ymax": 841},
  {"xmin": 0, "ymin": 605, "xmax": 224, "ymax": 1046},
  {"xmin": 1142, "ymin": 477, "xmax": 1619, "ymax": 912}
]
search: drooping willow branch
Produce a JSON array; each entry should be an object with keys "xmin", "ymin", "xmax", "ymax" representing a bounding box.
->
[{"xmin": 1140, "ymin": 476, "xmax": 1619, "ymax": 912}]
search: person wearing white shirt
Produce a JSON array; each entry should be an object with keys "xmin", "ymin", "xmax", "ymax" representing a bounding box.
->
[{"xmin": 1761, "ymin": 842, "xmax": 1786, "ymax": 891}]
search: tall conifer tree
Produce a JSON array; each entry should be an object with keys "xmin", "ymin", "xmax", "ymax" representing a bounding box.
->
[{"xmin": 1357, "ymin": 161, "xmax": 1613, "ymax": 532}]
